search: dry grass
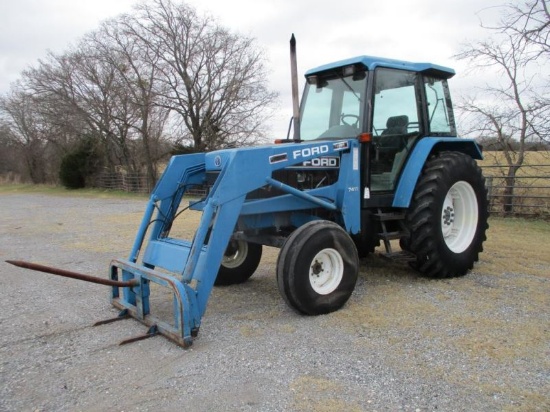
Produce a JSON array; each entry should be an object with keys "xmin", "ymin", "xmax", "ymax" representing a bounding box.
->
[
  {"xmin": 478, "ymin": 151, "xmax": 550, "ymax": 168},
  {"xmin": 290, "ymin": 376, "xmax": 364, "ymax": 412},
  {"xmin": 479, "ymin": 218, "xmax": 550, "ymax": 277},
  {"xmin": 478, "ymin": 151, "xmax": 550, "ymax": 216}
]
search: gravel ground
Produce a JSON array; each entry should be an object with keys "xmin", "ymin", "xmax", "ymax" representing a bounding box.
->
[{"xmin": 0, "ymin": 193, "xmax": 548, "ymax": 412}]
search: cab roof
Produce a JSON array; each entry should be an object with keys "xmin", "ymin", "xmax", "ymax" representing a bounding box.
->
[{"xmin": 305, "ymin": 55, "xmax": 455, "ymax": 79}]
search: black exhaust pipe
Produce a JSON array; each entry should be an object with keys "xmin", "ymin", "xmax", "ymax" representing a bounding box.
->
[{"xmin": 290, "ymin": 34, "xmax": 301, "ymax": 141}]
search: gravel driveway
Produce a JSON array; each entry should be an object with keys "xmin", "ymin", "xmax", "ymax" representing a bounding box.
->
[{"xmin": 1, "ymin": 193, "xmax": 548, "ymax": 411}]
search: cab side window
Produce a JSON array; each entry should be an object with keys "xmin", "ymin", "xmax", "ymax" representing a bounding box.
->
[
  {"xmin": 424, "ymin": 77, "xmax": 456, "ymax": 135},
  {"xmin": 371, "ymin": 68, "xmax": 420, "ymax": 191}
]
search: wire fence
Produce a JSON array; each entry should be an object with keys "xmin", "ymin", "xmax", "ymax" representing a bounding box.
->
[
  {"xmin": 480, "ymin": 164, "xmax": 550, "ymax": 218},
  {"xmin": 97, "ymin": 164, "xmax": 550, "ymax": 218},
  {"xmin": 97, "ymin": 172, "xmax": 153, "ymax": 194},
  {"xmin": 97, "ymin": 172, "xmax": 207, "ymax": 196}
]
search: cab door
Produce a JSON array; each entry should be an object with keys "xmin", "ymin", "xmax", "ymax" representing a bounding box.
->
[{"xmin": 369, "ymin": 68, "xmax": 422, "ymax": 192}]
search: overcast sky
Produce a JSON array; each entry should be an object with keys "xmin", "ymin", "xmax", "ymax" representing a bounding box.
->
[{"xmin": 0, "ymin": 0, "xmax": 506, "ymax": 136}]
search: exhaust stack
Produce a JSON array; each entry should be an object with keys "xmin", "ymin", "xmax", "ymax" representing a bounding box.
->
[{"xmin": 290, "ymin": 34, "xmax": 301, "ymax": 141}]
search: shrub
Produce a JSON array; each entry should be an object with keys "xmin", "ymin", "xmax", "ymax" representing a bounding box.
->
[{"xmin": 59, "ymin": 140, "xmax": 101, "ymax": 189}]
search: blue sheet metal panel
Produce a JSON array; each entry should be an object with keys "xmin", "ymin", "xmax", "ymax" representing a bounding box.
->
[
  {"xmin": 305, "ymin": 55, "xmax": 455, "ymax": 78},
  {"xmin": 204, "ymin": 139, "xmax": 361, "ymax": 233},
  {"xmin": 205, "ymin": 140, "xmax": 352, "ymax": 174},
  {"xmin": 335, "ymin": 144, "xmax": 361, "ymax": 233},
  {"xmin": 240, "ymin": 186, "xmax": 339, "ymax": 215},
  {"xmin": 392, "ymin": 138, "xmax": 483, "ymax": 208},
  {"xmin": 142, "ymin": 238, "xmax": 193, "ymax": 273},
  {"xmin": 265, "ymin": 177, "xmax": 337, "ymax": 210}
]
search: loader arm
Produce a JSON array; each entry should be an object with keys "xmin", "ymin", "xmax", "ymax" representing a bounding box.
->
[{"xmin": 110, "ymin": 138, "xmax": 361, "ymax": 346}]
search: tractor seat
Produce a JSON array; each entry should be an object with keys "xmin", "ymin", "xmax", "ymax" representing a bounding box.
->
[
  {"xmin": 372, "ymin": 115, "xmax": 410, "ymax": 177},
  {"xmin": 376, "ymin": 115, "xmax": 409, "ymax": 151},
  {"xmin": 382, "ymin": 115, "xmax": 409, "ymax": 136}
]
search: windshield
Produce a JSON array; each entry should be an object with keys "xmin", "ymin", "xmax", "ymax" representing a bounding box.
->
[{"xmin": 299, "ymin": 73, "xmax": 366, "ymax": 141}]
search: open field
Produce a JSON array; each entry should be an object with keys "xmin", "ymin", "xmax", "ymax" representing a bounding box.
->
[
  {"xmin": 477, "ymin": 151, "xmax": 550, "ymax": 168},
  {"xmin": 0, "ymin": 190, "xmax": 549, "ymax": 411}
]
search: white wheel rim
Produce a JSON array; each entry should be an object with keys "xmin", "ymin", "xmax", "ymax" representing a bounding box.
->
[
  {"xmin": 222, "ymin": 241, "xmax": 248, "ymax": 268},
  {"xmin": 309, "ymin": 248, "xmax": 344, "ymax": 295},
  {"xmin": 441, "ymin": 181, "xmax": 478, "ymax": 253}
]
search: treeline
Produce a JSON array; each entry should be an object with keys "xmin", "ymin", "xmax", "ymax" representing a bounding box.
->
[{"xmin": 0, "ymin": 0, "xmax": 277, "ymax": 188}]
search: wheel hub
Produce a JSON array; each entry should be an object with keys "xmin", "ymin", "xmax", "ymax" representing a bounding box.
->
[
  {"xmin": 222, "ymin": 240, "xmax": 248, "ymax": 268},
  {"xmin": 442, "ymin": 205, "xmax": 455, "ymax": 226},
  {"xmin": 441, "ymin": 181, "xmax": 479, "ymax": 253},
  {"xmin": 309, "ymin": 248, "xmax": 344, "ymax": 295},
  {"xmin": 311, "ymin": 260, "xmax": 323, "ymax": 275}
]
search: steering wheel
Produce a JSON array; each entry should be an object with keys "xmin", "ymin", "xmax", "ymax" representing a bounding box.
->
[{"xmin": 341, "ymin": 114, "xmax": 360, "ymax": 128}]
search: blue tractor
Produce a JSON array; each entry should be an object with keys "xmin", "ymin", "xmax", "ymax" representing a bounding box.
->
[{"xmin": 8, "ymin": 45, "xmax": 489, "ymax": 347}]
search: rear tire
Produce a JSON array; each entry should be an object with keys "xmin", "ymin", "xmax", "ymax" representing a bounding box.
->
[
  {"xmin": 215, "ymin": 240, "xmax": 262, "ymax": 286},
  {"xmin": 276, "ymin": 220, "xmax": 359, "ymax": 315},
  {"xmin": 404, "ymin": 151, "xmax": 488, "ymax": 278}
]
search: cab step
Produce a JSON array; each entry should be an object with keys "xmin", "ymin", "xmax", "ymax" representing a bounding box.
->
[
  {"xmin": 373, "ymin": 209, "xmax": 413, "ymax": 259},
  {"xmin": 378, "ymin": 250, "xmax": 417, "ymax": 262},
  {"xmin": 373, "ymin": 209, "xmax": 408, "ymax": 255},
  {"xmin": 373, "ymin": 212, "xmax": 406, "ymax": 221},
  {"xmin": 378, "ymin": 231, "xmax": 405, "ymax": 241}
]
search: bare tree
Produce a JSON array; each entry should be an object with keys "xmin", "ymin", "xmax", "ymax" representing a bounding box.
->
[
  {"xmin": 128, "ymin": 0, "xmax": 277, "ymax": 151},
  {"xmin": 0, "ymin": 123, "xmax": 19, "ymax": 181},
  {"xmin": 501, "ymin": 0, "xmax": 549, "ymax": 59},
  {"xmin": 456, "ymin": 0, "xmax": 549, "ymax": 213},
  {"xmin": 23, "ymin": 46, "xmax": 139, "ymax": 174},
  {"xmin": 0, "ymin": 0, "xmax": 277, "ymax": 187},
  {"xmin": 89, "ymin": 16, "xmax": 171, "ymax": 185},
  {"xmin": 0, "ymin": 88, "xmax": 49, "ymax": 183}
]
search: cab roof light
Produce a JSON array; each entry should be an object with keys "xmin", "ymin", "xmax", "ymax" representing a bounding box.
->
[{"xmin": 343, "ymin": 65, "xmax": 356, "ymax": 76}]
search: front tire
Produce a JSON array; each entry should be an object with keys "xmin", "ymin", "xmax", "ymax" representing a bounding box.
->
[
  {"xmin": 215, "ymin": 240, "xmax": 262, "ymax": 286},
  {"xmin": 276, "ymin": 220, "xmax": 359, "ymax": 315},
  {"xmin": 404, "ymin": 151, "xmax": 488, "ymax": 278}
]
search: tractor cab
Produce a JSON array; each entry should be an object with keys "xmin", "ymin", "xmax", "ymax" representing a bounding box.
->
[{"xmin": 299, "ymin": 56, "xmax": 457, "ymax": 193}]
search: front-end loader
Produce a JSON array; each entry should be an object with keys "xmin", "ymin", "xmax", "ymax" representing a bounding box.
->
[{"xmin": 8, "ymin": 37, "xmax": 488, "ymax": 347}]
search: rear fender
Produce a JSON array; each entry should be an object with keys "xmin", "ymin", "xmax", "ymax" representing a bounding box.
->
[{"xmin": 392, "ymin": 138, "xmax": 483, "ymax": 208}]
